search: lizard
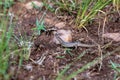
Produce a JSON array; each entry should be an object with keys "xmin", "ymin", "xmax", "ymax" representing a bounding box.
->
[{"xmin": 55, "ymin": 33, "xmax": 96, "ymax": 48}]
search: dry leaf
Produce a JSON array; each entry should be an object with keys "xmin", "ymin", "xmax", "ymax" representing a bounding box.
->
[{"xmin": 102, "ymin": 33, "xmax": 120, "ymax": 42}]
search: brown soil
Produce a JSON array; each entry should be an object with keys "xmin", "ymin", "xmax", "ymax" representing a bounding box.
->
[{"xmin": 8, "ymin": 0, "xmax": 120, "ymax": 80}]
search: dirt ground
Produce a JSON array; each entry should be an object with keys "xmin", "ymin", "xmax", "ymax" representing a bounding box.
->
[{"xmin": 8, "ymin": 0, "xmax": 120, "ymax": 80}]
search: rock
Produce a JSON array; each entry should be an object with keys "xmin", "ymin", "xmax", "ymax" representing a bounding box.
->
[
  {"xmin": 53, "ymin": 29, "xmax": 72, "ymax": 44},
  {"xmin": 55, "ymin": 22, "xmax": 66, "ymax": 29},
  {"xmin": 25, "ymin": 1, "xmax": 43, "ymax": 9}
]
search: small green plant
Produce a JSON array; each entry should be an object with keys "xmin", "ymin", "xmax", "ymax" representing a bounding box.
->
[
  {"xmin": 56, "ymin": 50, "xmax": 88, "ymax": 80},
  {"xmin": 50, "ymin": 0, "xmax": 112, "ymax": 28},
  {"xmin": 0, "ymin": 1, "xmax": 15, "ymax": 79},
  {"xmin": 56, "ymin": 56, "xmax": 65, "ymax": 59},
  {"xmin": 76, "ymin": 0, "xmax": 112, "ymax": 28},
  {"xmin": 110, "ymin": 60, "xmax": 120, "ymax": 80},
  {"xmin": 0, "ymin": 4, "xmax": 32, "ymax": 79},
  {"xmin": 0, "ymin": 15, "xmax": 13, "ymax": 80},
  {"xmin": 33, "ymin": 18, "xmax": 46, "ymax": 35},
  {"xmin": 53, "ymin": 0, "xmax": 80, "ymax": 14},
  {"xmin": 32, "ymin": 2, "xmax": 40, "ymax": 9},
  {"xmin": 110, "ymin": 61, "xmax": 120, "ymax": 72},
  {"xmin": 43, "ymin": 0, "xmax": 55, "ymax": 12},
  {"xmin": 65, "ymin": 48, "xmax": 74, "ymax": 56},
  {"xmin": 12, "ymin": 34, "xmax": 33, "ymax": 60},
  {"xmin": 56, "ymin": 47, "xmax": 120, "ymax": 80},
  {"xmin": 56, "ymin": 65, "xmax": 71, "ymax": 80},
  {"xmin": 0, "ymin": 0, "xmax": 14, "ymax": 9},
  {"xmin": 112, "ymin": 0, "xmax": 120, "ymax": 14}
]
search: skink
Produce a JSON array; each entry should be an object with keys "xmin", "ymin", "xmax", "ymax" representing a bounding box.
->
[{"xmin": 55, "ymin": 33, "xmax": 96, "ymax": 48}]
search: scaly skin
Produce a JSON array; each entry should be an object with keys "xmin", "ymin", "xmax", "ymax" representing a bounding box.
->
[{"xmin": 55, "ymin": 33, "xmax": 96, "ymax": 48}]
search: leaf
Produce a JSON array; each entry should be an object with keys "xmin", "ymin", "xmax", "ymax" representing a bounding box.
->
[{"xmin": 102, "ymin": 33, "xmax": 120, "ymax": 42}]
